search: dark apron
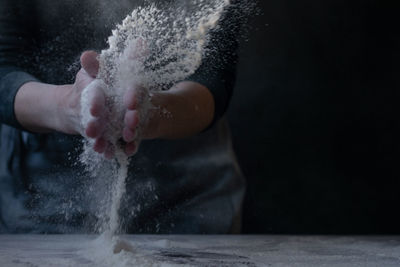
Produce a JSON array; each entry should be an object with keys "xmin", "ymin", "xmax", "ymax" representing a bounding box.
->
[{"xmin": 0, "ymin": 118, "xmax": 245, "ymax": 234}]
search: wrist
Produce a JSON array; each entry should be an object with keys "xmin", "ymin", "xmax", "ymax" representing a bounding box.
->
[
  {"xmin": 54, "ymin": 84, "xmax": 81, "ymax": 135},
  {"xmin": 147, "ymin": 82, "xmax": 214, "ymax": 140}
]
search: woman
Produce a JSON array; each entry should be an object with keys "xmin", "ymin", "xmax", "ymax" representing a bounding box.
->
[{"xmin": 0, "ymin": 0, "xmax": 245, "ymax": 234}]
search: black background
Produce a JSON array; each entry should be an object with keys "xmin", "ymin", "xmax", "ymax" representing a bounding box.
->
[{"xmin": 228, "ymin": 0, "xmax": 400, "ymax": 234}]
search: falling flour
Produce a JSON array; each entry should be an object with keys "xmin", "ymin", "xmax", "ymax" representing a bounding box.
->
[{"xmin": 79, "ymin": 0, "xmax": 232, "ymax": 262}]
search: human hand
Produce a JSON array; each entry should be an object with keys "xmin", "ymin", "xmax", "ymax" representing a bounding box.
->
[
  {"xmin": 14, "ymin": 51, "xmax": 107, "ymax": 138},
  {"xmin": 57, "ymin": 51, "xmax": 101, "ymax": 136},
  {"xmin": 119, "ymin": 38, "xmax": 151, "ymax": 156},
  {"xmin": 59, "ymin": 51, "xmax": 114, "ymax": 158},
  {"xmin": 121, "ymin": 85, "xmax": 149, "ymax": 156},
  {"xmin": 79, "ymin": 51, "xmax": 120, "ymax": 159},
  {"xmin": 79, "ymin": 51, "xmax": 145, "ymax": 158}
]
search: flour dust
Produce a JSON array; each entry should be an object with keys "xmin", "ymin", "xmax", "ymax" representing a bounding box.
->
[{"xmin": 79, "ymin": 0, "xmax": 231, "ymax": 250}]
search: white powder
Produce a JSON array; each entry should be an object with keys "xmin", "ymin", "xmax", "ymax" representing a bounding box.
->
[{"xmin": 79, "ymin": 0, "xmax": 231, "ymax": 263}]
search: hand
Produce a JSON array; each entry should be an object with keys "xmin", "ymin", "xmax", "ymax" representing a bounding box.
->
[
  {"xmin": 118, "ymin": 38, "xmax": 151, "ymax": 155},
  {"xmin": 15, "ymin": 48, "xmax": 151, "ymax": 157},
  {"xmin": 121, "ymin": 85, "xmax": 147, "ymax": 156},
  {"xmin": 78, "ymin": 51, "xmax": 122, "ymax": 159},
  {"xmin": 78, "ymin": 51, "xmax": 143, "ymax": 158},
  {"xmin": 57, "ymin": 51, "xmax": 115, "ymax": 158},
  {"xmin": 58, "ymin": 51, "xmax": 100, "ymax": 135}
]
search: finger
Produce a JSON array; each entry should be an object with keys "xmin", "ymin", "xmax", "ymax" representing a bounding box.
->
[
  {"xmin": 124, "ymin": 110, "xmax": 139, "ymax": 130},
  {"xmin": 122, "ymin": 127, "xmax": 136, "ymax": 143},
  {"xmin": 80, "ymin": 51, "xmax": 99, "ymax": 78},
  {"xmin": 123, "ymin": 88, "xmax": 138, "ymax": 110},
  {"xmin": 85, "ymin": 119, "xmax": 104, "ymax": 139},
  {"xmin": 125, "ymin": 141, "xmax": 138, "ymax": 157},
  {"xmin": 93, "ymin": 137, "xmax": 107, "ymax": 154},
  {"xmin": 90, "ymin": 87, "xmax": 106, "ymax": 117}
]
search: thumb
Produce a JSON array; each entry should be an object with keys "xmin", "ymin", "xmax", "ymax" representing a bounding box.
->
[{"xmin": 80, "ymin": 50, "xmax": 99, "ymax": 78}]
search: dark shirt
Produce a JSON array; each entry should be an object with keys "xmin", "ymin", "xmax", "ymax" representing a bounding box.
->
[
  {"xmin": 0, "ymin": 0, "xmax": 239, "ymax": 129},
  {"xmin": 0, "ymin": 0, "xmax": 245, "ymax": 233}
]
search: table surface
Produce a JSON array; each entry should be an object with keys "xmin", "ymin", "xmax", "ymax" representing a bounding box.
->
[{"xmin": 1, "ymin": 235, "xmax": 400, "ymax": 266}]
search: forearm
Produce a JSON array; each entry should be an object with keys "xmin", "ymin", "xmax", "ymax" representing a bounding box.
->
[
  {"xmin": 14, "ymin": 81, "xmax": 71, "ymax": 133},
  {"xmin": 15, "ymin": 79, "xmax": 215, "ymax": 141},
  {"xmin": 145, "ymin": 81, "xmax": 215, "ymax": 139}
]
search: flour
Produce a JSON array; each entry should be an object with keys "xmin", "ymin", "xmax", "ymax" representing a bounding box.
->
[{"xmin": 79, "ymin": 0, "xmax": 232, "ymax": 254}]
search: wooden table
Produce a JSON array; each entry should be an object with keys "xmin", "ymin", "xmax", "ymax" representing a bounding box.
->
[{"xmin": 1, "ymin": 235, "xmax": 400, "ymax": 266}]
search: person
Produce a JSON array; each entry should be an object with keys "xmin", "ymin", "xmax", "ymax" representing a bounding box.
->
[{"xmin": 0, "ymin": 0, "xmax": 245, "ymax": 234}]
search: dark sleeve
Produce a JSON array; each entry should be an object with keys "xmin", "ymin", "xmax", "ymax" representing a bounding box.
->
[
  {"xmin": 0, "ymin": 0, "xmax": 39, "ymax": 129},
  {"xmin": 185, "ymin": 2, "xmax": 243, "ymax": 127}
]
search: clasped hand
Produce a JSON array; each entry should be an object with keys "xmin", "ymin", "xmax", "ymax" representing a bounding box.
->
[{"xmin": 73, "ymin": 51, "xmax": 142, "ymax": 158}]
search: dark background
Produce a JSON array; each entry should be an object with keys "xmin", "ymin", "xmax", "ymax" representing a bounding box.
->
[{"xmin": 228, "ymin": 0, "xmax": 400, "ymax": 234}]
